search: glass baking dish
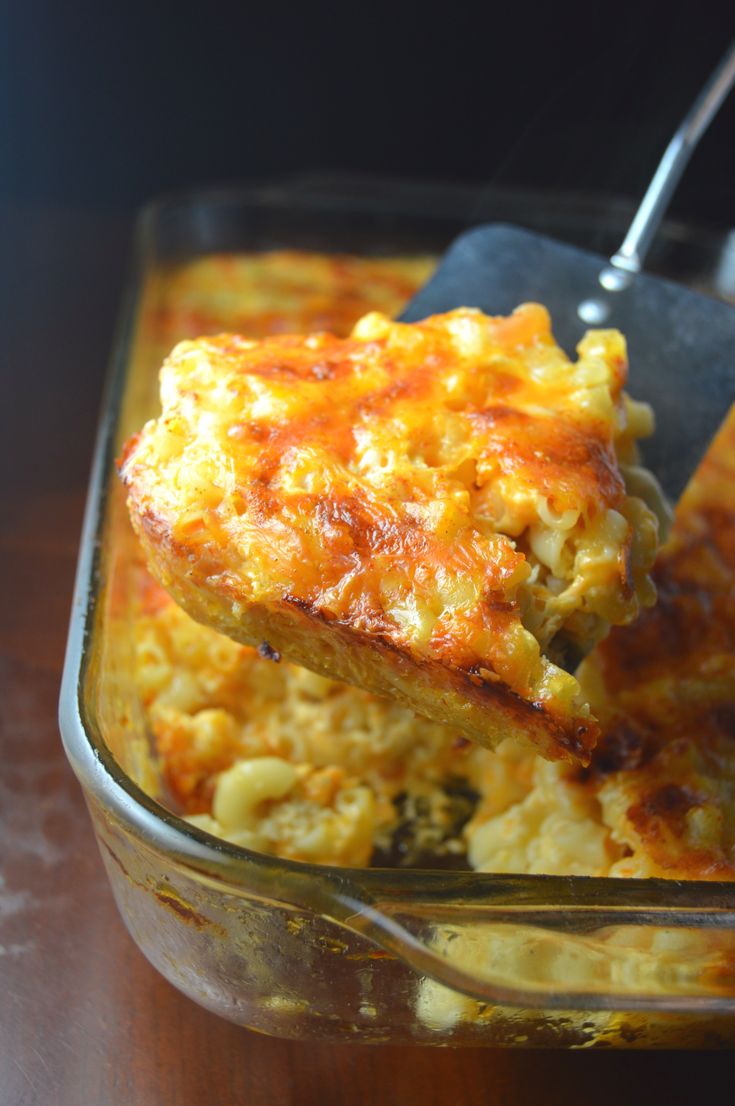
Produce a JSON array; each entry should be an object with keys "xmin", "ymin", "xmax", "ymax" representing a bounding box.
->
[{"xmin": 60, "ymin": 179, "xmax": 735, "ymax": 1048}]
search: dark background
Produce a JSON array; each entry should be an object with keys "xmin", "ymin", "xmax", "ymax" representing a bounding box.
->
[{"xmin": 1, "ymin": 1, "xmax": 734, "ymax": 222}]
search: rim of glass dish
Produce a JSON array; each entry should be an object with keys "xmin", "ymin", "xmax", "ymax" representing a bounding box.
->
[{"xmin": 58, "ymin": 181, "xmax": 735, "ymax": 1013}]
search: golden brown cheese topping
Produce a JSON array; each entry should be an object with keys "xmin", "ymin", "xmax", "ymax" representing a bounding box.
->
[
  {"xmin": 152, "ymin": 251, "xmax": 437, "ymax": 342},
  {"xmin": 573, "ymin": 404, "xmax": 735, "ymax": 879},
  {"xmin": 121, "ymin": 304, "xmax": 660, "ymax": 764}
]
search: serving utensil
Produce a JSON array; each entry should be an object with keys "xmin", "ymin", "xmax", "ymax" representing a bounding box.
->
[{"xmin": 404, "ymin": 42, "xmax": 735, "ymax": 498}]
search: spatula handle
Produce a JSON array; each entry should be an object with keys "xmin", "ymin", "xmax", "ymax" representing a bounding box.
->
[
  {"xmin": 578, "ymin": 39, "xmax": 735, "ymax": 323},
  {"xmin": 608, "ymin": 39, "xmax": 735, "ymax": 286}
]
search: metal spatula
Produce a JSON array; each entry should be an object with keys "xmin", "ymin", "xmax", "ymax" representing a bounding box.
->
[{"xmin": 403, "ymin": 42, "xmax": 735, "ymax": 499}]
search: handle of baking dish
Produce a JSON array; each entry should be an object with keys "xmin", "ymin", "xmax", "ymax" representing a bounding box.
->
[
  {"xmin": 135, "ymin": 811, "xmax": 735, "ymax": 1014},
  {"xmin": 75, "ymin": 751, "xmax": 735, "ymax": 1015},
  {"xmin": 316, "ymin": 868, "xmax": 735, "ymax": 1013}
]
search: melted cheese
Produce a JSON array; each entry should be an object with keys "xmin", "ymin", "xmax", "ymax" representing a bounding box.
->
[{"xmin": 123, "ymin": 304, "xmax": 660, "ymax": 762}]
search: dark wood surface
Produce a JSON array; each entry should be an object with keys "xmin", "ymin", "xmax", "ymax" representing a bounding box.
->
[{"xmin": 1, "ymin": 200, "xmax": 732, "ymax": 1104}]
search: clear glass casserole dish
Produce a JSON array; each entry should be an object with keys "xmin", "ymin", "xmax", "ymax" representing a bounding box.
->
[{"xmin": 60, "ymin": 179, "xmax": 735, "ymax": 1048}]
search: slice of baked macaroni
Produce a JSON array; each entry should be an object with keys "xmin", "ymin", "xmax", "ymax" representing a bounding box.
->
[{"xmin": 121, "ymin": 304, "xmax": 661, "ymax": 764}]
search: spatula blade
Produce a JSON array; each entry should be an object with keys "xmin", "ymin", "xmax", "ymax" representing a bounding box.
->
[{"xmin": 402, "ymin": 224, "xmax": 735, "ymax": 498}]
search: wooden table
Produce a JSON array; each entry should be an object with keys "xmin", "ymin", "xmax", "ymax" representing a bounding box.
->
[{"xmin": 1, "ymin": 200, "xmax": 731, "ymax": 1104}]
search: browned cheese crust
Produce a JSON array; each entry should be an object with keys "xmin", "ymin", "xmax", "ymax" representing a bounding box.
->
[
  {"xmin": 577, "ymin": 405, "xmax": 735, "ymax": 877},
  {"xmin": 121, "ymin": 304, "xmax": 661, "ymax": 764}
]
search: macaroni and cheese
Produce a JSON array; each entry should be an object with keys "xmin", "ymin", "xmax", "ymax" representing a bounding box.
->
[{"xmin": 122, "ymin": 304, "xmax": 661, "ymax": 763}]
